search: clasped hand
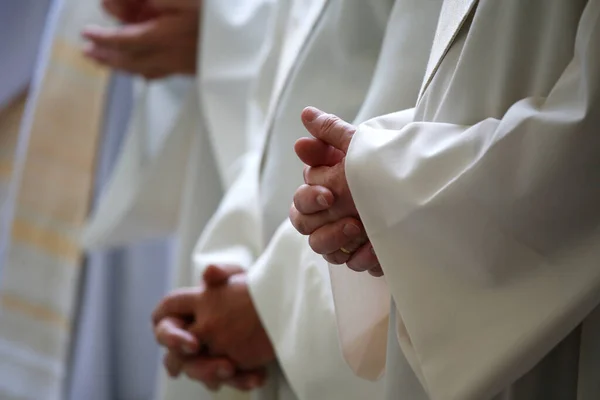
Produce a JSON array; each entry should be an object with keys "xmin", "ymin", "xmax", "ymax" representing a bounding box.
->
[
  {"xmin": 289, "ymin": 107, "xmax": 382, "ymax": 276},
  {"xmin": 152, "ymin": 265, "xmax": 274, "ymax": 391}
]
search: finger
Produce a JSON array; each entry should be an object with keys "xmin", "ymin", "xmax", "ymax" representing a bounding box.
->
[
  {"xmin": 323, "ymin": 250, "xmax": 352, "ymax": 265},
  {"xmin": 226, "ymin": 369, "xmax": 268, "ymax": 391},
  {"xmin": 87, "ymin": 46, "xmax": 177, "ymax": 80},
  {"xmin": 324, "ymin": 245, "xmax": 370, "ymax": 266},
  {"xmin": 293, "ymin": 184, "xmax": 334, "ymax": 214},
  {"xmin": 202, "ymin": 264, "xmax": 246, "ymax": 287},
  {"xmin": 303, "ymin": 163, "xmax": 346, "ymax": 188},
  {"xmin": 346, "ymin": 242, "xmax": 380, "ymax": 273},
  {"xmin": 163, "ymin": 351, "xmax": 185, "ymax": 378},
  {"xmin": 154, "ymin": 317, "xmax": 199, "ymax": 353},
  {"xmin": 83, "ymin": 44, "xmax": 152, "ymax": 74},
  {"xmin": 301, "ymin": 107, "xmax": 355, "ymax": 153},
  {"xmin": 82, "ymin": 22, "xmax": 159, "ymax": 52},
  {"xmin": 308, "ymin": 217, "xmax": 366, "ymax": 255},
  {"xmin": 152, "ymin": 288, "xmax": 199, "ymax": 325},
  {"xmin": 368, "ymin": 264, "xmax": 384, "ymax": 277},
  {"xmin": 182, "ymin": 356, "xmax": 237, "ymax": 388},
  {"xmin": 289, "ymin": 204, "xmax": 339, "ymax": 235},
  {"xmin": 294, "ymin": 137, "xmax": 344, "ymax": 167}
]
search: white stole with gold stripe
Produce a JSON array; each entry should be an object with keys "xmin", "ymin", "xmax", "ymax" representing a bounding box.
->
[{"xmin": 0, "ymin": 0, "xmax": 112, "ymax": 398}]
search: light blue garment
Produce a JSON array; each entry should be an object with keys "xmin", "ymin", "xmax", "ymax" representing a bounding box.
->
[
  {"xmin": 0, "ymin": 0, "xmax": 54, "ymax": 283},
  {"xmin": 0, "ymin": 0, "xmax": 53, "ymax": 109},
  {"xmin": 67, "ymin": 73, "xmax": 174, "ymax": 400},
  {"xmin": 0, "ymin": 2, "xmax": 173, "ymax": 397}
]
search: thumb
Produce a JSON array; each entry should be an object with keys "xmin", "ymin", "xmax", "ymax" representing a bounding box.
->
[
  {"xmin": 202, "ymin": 264, "xmax": 245, "ymax": 287},
  {"xmin": 301, "ymin": 107, "xmax": 355, "ymax": 154}
]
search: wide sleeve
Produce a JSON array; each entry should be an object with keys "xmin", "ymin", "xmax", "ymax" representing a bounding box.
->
[
  {"xmin": 344, "ymin": 3, "xmax": 600, "ymax": 400},
  {"xmin": 247, "ymin": 220, "xmax": 385, "ymax": 400},
  {"xmin": 82, "ymin": 78, "xmax": 199, "ymax": 249}
]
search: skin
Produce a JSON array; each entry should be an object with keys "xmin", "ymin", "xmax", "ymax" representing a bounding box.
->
[
  {"xmin": 97, "ymin": 0, "xmax": 257, "ymax": 392},
  {"xmin": 152, "ymin": 265, "xmax": 273, "ymax": 391},
  {"xmin": 153, "ymin": 106, "xmax": 384, "ymax": 392},
  {"xmin": 290, "ymin": 107, "xmax": 383, "ymax": 276},
  {"xmin": 84, "ymin": 0, "xmax": 199, "ymax": 79}
]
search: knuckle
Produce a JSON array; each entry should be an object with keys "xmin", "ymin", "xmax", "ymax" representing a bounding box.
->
[
  {"xmin": 292, "ymin": 185, "xmax": 307, "ymax": 210},
  {"xmin": 303, "ymin": 166, "xmax": 309, "ymax": 183},
  {"xmin": 289, "ymin": 203, "xmax": 298, "ymax": 221},
  {"xmin": 295, "ymin": 185, "xmax": 320, "ymax": 213},
  {"xmin": 290, "ymin": 212, "xmax": 311, "ymax": 235},
  {"xmin": 208, "ymin": 332, "xmax": 228, "ymax": 354},
  {"xmin": 320, "ymin": 114, "xmax": 340, "ymax": 135},
  {"xmin": 203, "ymin": 319, "xmax": 217, "ymax": 337},
  {"xmin": 155, "ymin": 320, "xmax": 169, "ymax": 337},
  {"xmin": 193, "ymin": 318, "xmax": 216, "ymax": 342},
  {"xmin": 295, "ymin": 218, "xmax": 312, "ymax": 235},
  {"xmin": 308, "ymin": 234, "xmax": 324, "ymax": 254},
  {"xmin": 152, "ymin": 301, "xmax": 168, "ymax": 324}
]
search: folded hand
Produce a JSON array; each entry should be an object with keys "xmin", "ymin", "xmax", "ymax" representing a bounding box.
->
[
  {"xmin": 289, "ymin": 107, "xmax": 383, "ymax": 276},
  {"xmin": 152, "ymin": 265, "xmax": 272, "ymax": 391}
]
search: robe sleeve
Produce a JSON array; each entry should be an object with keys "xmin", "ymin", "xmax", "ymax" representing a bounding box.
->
[
  {"xmin": 82, "ymin": 79, "xmax": 200, "ymax": 249},
  {"xmin": 192, "ymin": 177, "xmax": 385, "ymax": 398},
  {"xmin": 344, "ymin": 3, "xmax": 600, "ymax": 400},
  {"xmin": 247, "ymin": 220, "xmax": 385, "ymax": 400}
]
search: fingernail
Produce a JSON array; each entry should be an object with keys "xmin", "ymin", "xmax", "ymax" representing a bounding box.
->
[
  {"xmin": 316, "ymin": 194, "xmax": 329, "ymax": 207},
  {"xmin": 343, "ymin": 224, "xmax": 361, "ymax": 237},
  {"xmin": 182, "ymin": 345, "xmax": 195, "ymax": 355},
  {"xmin": 303, "ymin": 106, "xmax": 321, "ymax": 122},
  {"xmin": 217, "ymin": 367, "xmax": 233, "ymax": 380}
]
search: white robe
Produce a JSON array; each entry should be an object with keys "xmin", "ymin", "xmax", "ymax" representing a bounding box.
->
[
  {"xmin": 189, "ymin": 1, "xmax": 426, "ymax": 399},
  {"xmin": 88, "ymin": 0, "xmax": 406, "ymax": 399},
  {"xmin": 85, "ymin": 0, "xmax": 326, "ymax": 398},
  {"xmin": 88, "ymin": 1, "xmax": 396, "ymax": 399},
  {"xmin": 330, "ymin": 0, "xmax": 600, "ymax": 399}
]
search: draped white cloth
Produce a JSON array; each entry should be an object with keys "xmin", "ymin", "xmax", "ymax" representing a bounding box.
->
[
  {"xmin": 67, "ymin": 73, "xmax": 177, "ymax": 400},
  {"xmin": 87, "ymin": 1, "xmax": 392, "ymax": 400},
  {"xmin": 188, "ymin": 1, "xmax": 394, "ymax": 399},
  {"xmin": 331, "ymin": 0, "xmax": 600, "ymax": 399},
  {"xmin": 0, "ymin": 2, "xmax": 182, "ymax": 398}
]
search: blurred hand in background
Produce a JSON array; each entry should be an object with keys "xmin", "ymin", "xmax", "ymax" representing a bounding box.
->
[{"xmin": 82, "ymin": 0, "xmax": 200, "ymax": 79}]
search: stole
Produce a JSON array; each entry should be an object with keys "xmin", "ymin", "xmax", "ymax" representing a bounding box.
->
[{"xmin": 0, "ymin": 0, "xmax": 112, "ymax": 398}]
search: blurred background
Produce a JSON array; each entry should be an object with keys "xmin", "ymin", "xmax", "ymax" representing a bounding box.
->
[{"xmin": 0, "ymin": 1, "xmax": 193, "ymax": 399}]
